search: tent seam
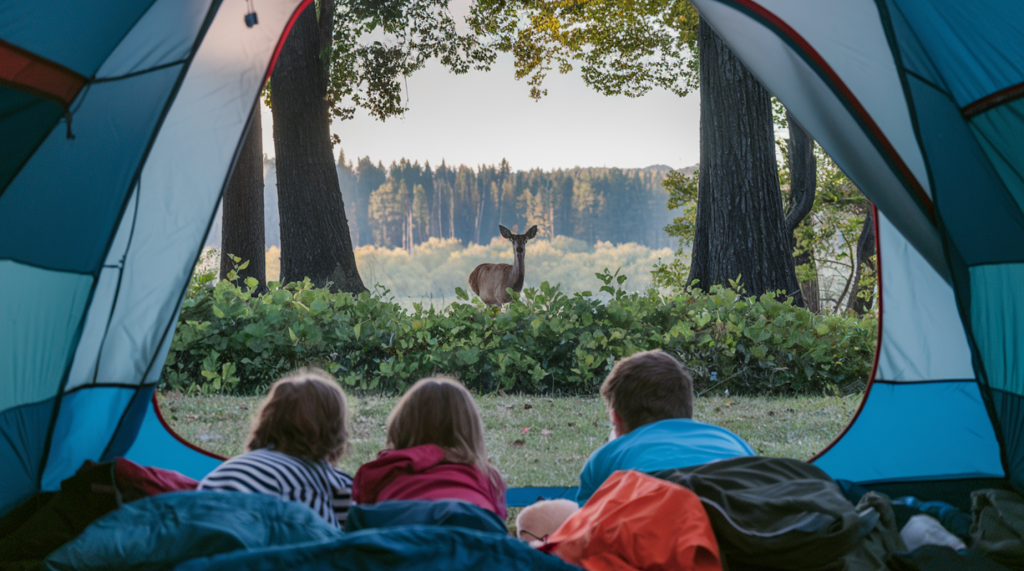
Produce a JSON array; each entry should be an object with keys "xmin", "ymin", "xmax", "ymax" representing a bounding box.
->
[
  {"xmin": 871, "ymin": 379, "xmax": 981, "ymax": 385},
  {"xmin": 89, "ymin": 182, "xmax": 143, "ymax": 386},
  {"xmin": 91, "ymin": 59, "xmax": 189, "ymax": 84},
  {"xmin": 876, "ymin": 0, "xmax": 1011, "ymax": 482},
  {"xmin": 83, "ymin": 0, "xmax": 229, "ymax": 473},
  {"xmin": 114, "ymin": 0, "xmax": 314, "ymax": 463},
  {"xmin": 34, "ymin": 0, "xmax": 226, "ymax": 491},
  {"xmin": 134, "ymin": 0, "xmax": 316, "ymax": 389},
  {"xmin": 934, "ymin": 217, "xmax": 1011, "ymax": 479}
]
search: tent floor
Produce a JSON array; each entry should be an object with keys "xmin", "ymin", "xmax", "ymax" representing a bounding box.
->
[{"xmin": 857, "ymin": 477, "xmax": 1013, "ymax": 512}]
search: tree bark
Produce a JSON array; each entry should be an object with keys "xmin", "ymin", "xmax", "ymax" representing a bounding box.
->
[
  {"xmin": 220, "ymin": 105, "xmax": 267, "ymax": 294},
  {"xmin": 786, "ymin": 111, "xmax": 818, "ymax": 312},
  {"xmin": 846, "ymin": 206, "xmax": 876, "ymax": 315},
  {"xmin": 688, "ymin": 21, "xmax": 802, "ymax": 304},
  {"xmin": 271, "ymin": 0, "xmax": 367, "ymax": 293}
]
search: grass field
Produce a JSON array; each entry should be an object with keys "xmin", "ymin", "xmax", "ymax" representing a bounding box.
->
[{"xmin": 160, "ymin": 392, "xmax": 859, "ymax": 488}]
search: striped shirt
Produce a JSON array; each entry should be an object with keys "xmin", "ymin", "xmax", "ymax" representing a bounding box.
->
[{"xmin": 198, "ymin": 448, "xmax": 354, "ymax": 528}]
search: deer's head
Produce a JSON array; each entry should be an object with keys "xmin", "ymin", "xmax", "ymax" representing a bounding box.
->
[{"xmin": 499, "ymin": 224, "xmax": 538, "ymax": 254}]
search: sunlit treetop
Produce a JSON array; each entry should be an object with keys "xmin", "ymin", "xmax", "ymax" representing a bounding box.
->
[
  {"xmin": 324, "ymin": 0, "xmax": 498, "ymax": 125},
  {"xmin": 468, "ymin": 0, "xmax": 699, "ymax": 100}
]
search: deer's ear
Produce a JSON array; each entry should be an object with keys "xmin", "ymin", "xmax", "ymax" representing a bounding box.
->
[
  {"xmin": 524, "ymin": 225, "xmax": 538, "ymax": 239},
  {"xmin": 499, "ymin": 225, "xmax": 512, "ymax": 239}
]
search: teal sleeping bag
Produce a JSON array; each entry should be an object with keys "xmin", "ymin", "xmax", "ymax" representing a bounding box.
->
[
  {"xmin": 175, "ymin": 525, "xmax": 582, "ymax": 571},
  {"xmin": 43, "ymin": 491, "xmax": 343, "ymax": 571},
  {"xmin": 344, "ymin": 500, "xmax": 507, "ymax": 534}
]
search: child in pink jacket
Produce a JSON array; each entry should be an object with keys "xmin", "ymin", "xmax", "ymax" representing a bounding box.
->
[{"xmin": 353, "ymin": 377, "xmax": 506, "ymax": 519}]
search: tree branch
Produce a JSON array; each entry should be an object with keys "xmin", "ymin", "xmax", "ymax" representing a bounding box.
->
[{"xmin": 784, "ymin": 111, "xmax": 815, "ymax": 239}]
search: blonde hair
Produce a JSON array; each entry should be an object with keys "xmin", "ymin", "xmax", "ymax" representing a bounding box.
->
[
  {"xmin": 386, "ymin": 377, "xmax": 500, "ymax": 486},
  {"xmin": 246, "ymin": 368, "xmax": 349, "ymax": 463}
]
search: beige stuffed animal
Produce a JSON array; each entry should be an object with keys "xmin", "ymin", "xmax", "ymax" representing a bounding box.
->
[{"xmin": 515, "ymin": 499, "xmax": 580, "ymax": 547}]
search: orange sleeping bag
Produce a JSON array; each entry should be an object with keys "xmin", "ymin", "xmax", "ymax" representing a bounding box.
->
[{"xmin": 548, "ymin": 470, "xmax": 722, "ymax": 571}]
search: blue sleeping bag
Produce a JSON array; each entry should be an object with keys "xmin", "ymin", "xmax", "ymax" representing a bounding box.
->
[
  {"xmin": 174, "ymin": 525, "xmax": 582, "ymax": 571},
  {"xmin": 344, "ymin": 500, "xmax": 508, "ymax": 535},
  {"xmin": 43, "ymin": 491, "xmax": 343, "ymax": 571}
]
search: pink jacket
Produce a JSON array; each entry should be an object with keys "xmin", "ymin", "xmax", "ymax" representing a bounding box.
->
[{"xmin": 353, "ymin": 444, "xmax": 507, "ymax": 519}]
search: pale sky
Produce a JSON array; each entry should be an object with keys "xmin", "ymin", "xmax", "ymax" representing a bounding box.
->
[{"xmin": 259, "ymin": 54, "xmax": 701, "ymax": 171}]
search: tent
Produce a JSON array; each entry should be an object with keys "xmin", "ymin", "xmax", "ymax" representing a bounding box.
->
[
  {"xmin": 685, "ymin": 0, "xmax": 1024, "ymax": 496},
  {"xmin": 1, "ymin": 0, "xmax": 1022, "ymax": 521},
  {"xmin": 0, "ymin": 0, "xmax": 308, "ymax": 516}
]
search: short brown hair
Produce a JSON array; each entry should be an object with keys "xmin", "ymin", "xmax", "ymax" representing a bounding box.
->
[
  {"xmin": 386, "ymin": 377, "xmax": 500, "ymax": 487},
  {"xmin": 246, "ymin": 368, "xmax": 349, "ymax": 463},
  {"xmin": 600, "ymin": 350, "xmax": 693, "ymax": 433}
]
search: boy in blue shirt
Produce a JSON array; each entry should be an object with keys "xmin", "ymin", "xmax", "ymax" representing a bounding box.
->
[{"xmin": 576, "ymin": 350, "xmax": 755, "ymax": 504}]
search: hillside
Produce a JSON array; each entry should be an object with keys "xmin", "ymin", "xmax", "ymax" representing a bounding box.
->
[{"xmin": 205, "ymin": 158, "xmax": 697, "ymax": 253}]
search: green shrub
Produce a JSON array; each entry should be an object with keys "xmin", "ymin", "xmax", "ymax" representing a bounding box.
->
[{"xmin": 163, "ymin": 267, "xmax": 875, "ymax": 396}]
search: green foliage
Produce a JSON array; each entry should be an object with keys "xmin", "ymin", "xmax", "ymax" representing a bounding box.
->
[
  {"xmin": 651, "ymin": 167, "xmax": 698, "ymax": 287},
  {"xmin": 650, "ymin": 109, "xmax": 878, "ymax": 315},
  {"xmin": 164, "ymin": 264, "xmax": 875, "ymax": 397},
  {"xmin": 469, "ymin": 0, "xmax": 699, "ymax": 100},
  {"xmin": 793, "ymin": 148, "xmax": 875, "ymax": 313},
  {"xmin": 324, "ymin": 0, "xmax": 496, "ymax": 123}
]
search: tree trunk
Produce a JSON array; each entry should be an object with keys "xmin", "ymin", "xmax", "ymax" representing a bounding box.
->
[
  {"xmin": 847, "ymin": 207, "xmax": 876, "ymax": 315},
  {"xmin": 220, "ymin": 105, "xmax": 267, "ymax": 294},
  {"xmin": 271, "ymin": 0, "xmax": 367, "ymax": 293},
  {"xmin": 786, "ymin": 111, "xmax": 818, "ymax": 312},
  {"xmin": 688, "ymin": 21, "xmax": 802, "ymax": 304}
]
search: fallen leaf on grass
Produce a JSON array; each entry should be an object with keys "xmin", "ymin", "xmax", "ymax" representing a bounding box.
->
[
  {"xmin": 524, "ymin": 403, "xmax": 533, "ymax": 410},
  {"xmin": 541, "ymin": 429, "xmax": 552, "ymax": 436},
  {"xmin": 511, "ymin": 440, "xmax": 525, "ymax": 448},
  {"xmin": 521, "ymin": 427, "xmax": 531, "ymax": 434}
]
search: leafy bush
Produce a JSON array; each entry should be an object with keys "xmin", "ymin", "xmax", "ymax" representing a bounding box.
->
[{"xmin": 164, "ymin": 267, "xmax": 876, "ymax": 396}]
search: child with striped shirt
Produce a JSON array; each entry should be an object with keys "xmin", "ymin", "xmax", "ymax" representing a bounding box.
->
[{"xmin": 198, "ymin": 368, "xmax": 354, "ymax": 528}]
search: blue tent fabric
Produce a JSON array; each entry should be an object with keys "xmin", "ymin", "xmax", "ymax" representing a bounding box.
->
[
  {"xmin": 43, "ymin": 491, "xmax": 343, "ymax": 571},
  {"xmin": 3, "ymin": 0, "xmax": 1024, "ymax": 557},
  {"xmin": 689, "ymin": 0, "xmax": 1024, "ymax": 493},
  {"xmin": 174, "ymin": 525, "xmax": 581, "ymax": 571},
  {"xmin": 812, "ymin": 211, "xmax": 1004, "ymax": 485},
  {"xmin": 0, "ymin": 0, "xmax": 306, "ymax": 515},
  {"xmin": 0, "ymin": 1, "xmax": 159, "ymax": 77},
  {"xmin": 125, "ymin": 396, "xmax": 223, "ymax": 482}
]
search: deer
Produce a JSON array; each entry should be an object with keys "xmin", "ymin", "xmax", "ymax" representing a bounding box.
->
[{"xmin": 468, "ymin": 224, "xmax": 538, "ymax": 306}]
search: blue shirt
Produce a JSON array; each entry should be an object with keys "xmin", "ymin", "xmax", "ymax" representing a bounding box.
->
[{"xmin": 576, "ymin": 418, "xmax": 755, "ymax": 504}]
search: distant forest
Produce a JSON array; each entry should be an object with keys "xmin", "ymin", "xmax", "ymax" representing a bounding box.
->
[{"xmin": 206, "ymin": 153, "xmax": 690, "ymax": 250}]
